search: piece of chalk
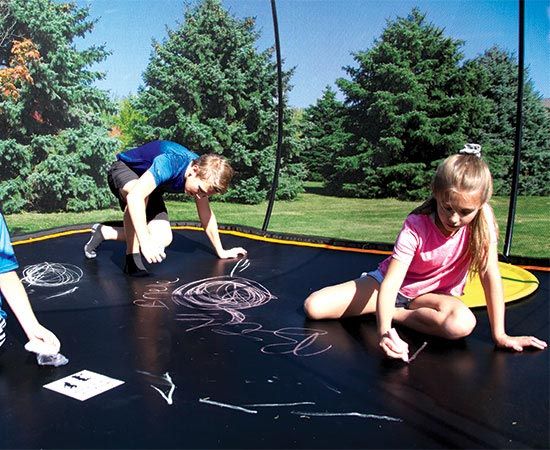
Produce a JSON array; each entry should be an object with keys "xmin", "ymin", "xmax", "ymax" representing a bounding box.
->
[
  {"xmin": 36, "ymin": 353, "xmax": 69, "ymax": 367},
  {"xmin": 388, "ymin": 328, "xmax": 409, "ymax": 362}
]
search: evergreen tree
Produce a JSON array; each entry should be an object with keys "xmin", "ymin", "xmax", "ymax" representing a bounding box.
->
[
  {"xmin": 300, "ymin": 86, "xmax": 351, "ymax": 183},
  {"xmin": 335, "ymin": 9, "xmax": 471, "ymax": 199},
  {"xmin": 465, "ymin": 46, "xmax": 550, "ymax": 195},
  {"xmin": 0, "ymin": 0, "xmax": 118, "ymax": 213},
  {"xmin": 135, "ymin": 0, "xmax": 303, "ymax": 203}
]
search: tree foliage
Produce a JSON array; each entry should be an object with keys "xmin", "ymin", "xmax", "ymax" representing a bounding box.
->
[
  {"xmin": 312, "ymin": 9, "xmax": 549, "ymax": 200},
  {"xmin": 0, "ymin": 0, "xmax": 118, "ymax": 213},
  {"xmin": 134, "ymin": 0, "xmax": 303, "ymax": 203},
  {"xmin": 332, "ymin": 9, "xmax": 475, "ymax": 199},
  {"xmin": 300, "ymin": 86, "xmax": 351, "ymax": 183},
  {"xmin": 0, "ymin": 37, "xmax": 40, "ymax": 99},
  {"xmin": 110, "ymin": 95, "xmax": 148, "ymax": 151},
  {"xmin": 464, "ymin": 47, "xmax": 550, "ymax": 195}
]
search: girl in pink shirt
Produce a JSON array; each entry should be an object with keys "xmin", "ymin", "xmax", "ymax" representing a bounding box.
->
[{"xmin": 304, "ymin": 145, "xmax": 547, "ymax": 361}]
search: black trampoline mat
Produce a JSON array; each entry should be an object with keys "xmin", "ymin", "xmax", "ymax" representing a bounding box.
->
[{"xmin": 1, "ymin": 228, "xmax": 548, "ymax": 449}]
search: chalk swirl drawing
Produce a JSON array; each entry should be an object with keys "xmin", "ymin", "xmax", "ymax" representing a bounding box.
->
[
  {"xmin": 172, "ymin": 276, "xmax": 273, "ymax": 321},
  {"xmin": 172, "ymin": 259, "xmax": 332, "ymax": 357},
  {"xmin": 21, "ymin": 262, "xmax": 83, "ymax": 287}
]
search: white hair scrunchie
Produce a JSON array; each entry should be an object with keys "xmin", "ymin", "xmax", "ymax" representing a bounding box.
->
[{"xmin": 459, "ymin": 143, "xmax": 482, "ymax": 158}]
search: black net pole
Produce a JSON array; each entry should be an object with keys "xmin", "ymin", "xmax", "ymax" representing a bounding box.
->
[
  {"xmin": 503, "ymin": 0, "xmax": 525, "ymax": 258},
  {"xmin": 262, "ymin": 0, "xmax": 284, "ymax": 231}
]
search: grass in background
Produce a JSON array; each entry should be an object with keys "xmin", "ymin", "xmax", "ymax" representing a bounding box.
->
[{"xmin": 5, "ymin": 185, "xmax": 549, "ymax": 259}]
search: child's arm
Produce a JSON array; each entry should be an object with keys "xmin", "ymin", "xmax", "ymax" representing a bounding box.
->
[
  {"xmin": 0, "ymin": 271, "xmax": 60, "ymax": 354},
  {"xmin": 126, "ymin": 171, "xmax": 166, "ymax": 263},
  {"xmin": 377, "ymin": 258, "xmax": 410, "ymax": 360},
  {"xmin": 195, "ymin": 196, "xmax": 247, "ymax": 259},
  {"xmin": 481, "ymin": 243, "xmax": 547, "ymax": 351}
]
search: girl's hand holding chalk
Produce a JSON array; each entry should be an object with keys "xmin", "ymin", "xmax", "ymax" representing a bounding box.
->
[{"xmin": 381, "ymin": 328, "xmax": 409, "ymax": 362}]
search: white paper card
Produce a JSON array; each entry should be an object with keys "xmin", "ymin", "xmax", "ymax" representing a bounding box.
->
[{"xmin": 43, "ymin": 370, "xmax": 124, "ymax": 401}]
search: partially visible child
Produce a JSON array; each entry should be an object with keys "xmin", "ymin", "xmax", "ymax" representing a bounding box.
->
[
  {"xmin": 84, "ymin": 140, "xmax": 246, "ymax": 276},
  {"xmin": 0, "ymin": 211, "xmax": 60, "ymax": 355},
  {"xmin": 304, "ymin": 144, "xmax": 547, "ymax": 360}
]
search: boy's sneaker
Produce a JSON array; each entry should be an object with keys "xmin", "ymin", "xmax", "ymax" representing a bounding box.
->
[{"xmin": 84, "ymin": 223, "xmax": 105, "ymax": 259}]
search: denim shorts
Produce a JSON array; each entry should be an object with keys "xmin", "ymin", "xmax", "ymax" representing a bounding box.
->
[{"xmin": 361, "ymin": 269, "xmax": 412, "ymax": 309}]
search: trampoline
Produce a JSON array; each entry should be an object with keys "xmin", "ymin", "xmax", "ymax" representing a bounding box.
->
[{"xmin": 0, "ymin": 225, "xmax": 548, "ymax": 449}]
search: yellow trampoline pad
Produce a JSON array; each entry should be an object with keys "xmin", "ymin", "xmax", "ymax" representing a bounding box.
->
[{"xmin": 461, "ymin": 262, "xmax": 540, "ymax": 308}]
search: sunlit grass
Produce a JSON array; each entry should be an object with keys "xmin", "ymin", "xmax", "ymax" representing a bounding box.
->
[{"xmin": 5, "ymin": 189, "xmax": 549, "ymax": 259}]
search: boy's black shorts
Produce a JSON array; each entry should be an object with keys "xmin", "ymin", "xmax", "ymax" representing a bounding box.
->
[{"xmin": 107, "ymin": 160, "xmax": 169, "ymax": 222}]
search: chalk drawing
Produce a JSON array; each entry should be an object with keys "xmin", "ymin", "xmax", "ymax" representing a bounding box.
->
[
  {"xmin": 197, "ymin": 396, "xmax": 401, "ymax": 423},
  {"xmin": 322, "ymin": 382, "xmax": 342, "ymax": 394},
  {"xmin": 199, "ymin": 397, "xmax": 257, "ymax": 414},
  {"xmin": 21, "ymin": 262, "xmax": 83, "ymax": 287},
  {"xmin": 172, "ymin": 276, "xmax": 273, "ymax": 316},
  {"xmin": 230, "ymin": 258, "xmax": 250, "ymax": 277},
  {"xmin": 290, "ymin": 411, "xmax": 403, "ymax": 422},
  {"xmin": 171, "ymin": 260, "xmax": 332, "ymax": 357},
  {"xmin": 44, "ymin": 286, "xmax": 79, "ymax": 299},
  {"xmin": 243, "ymin": 401, "xmax": 315, "ymax": 407},
  {"xmin": 137, "ymin": 370, "xmax": 176, "ymax": 405},
  {"xmin": 133, "ymin": 278, "xmax": 180, "ymax": 309}
]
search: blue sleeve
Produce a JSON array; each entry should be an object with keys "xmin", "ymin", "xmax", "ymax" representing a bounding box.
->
[
  {"xmin": 147, "ymin": 153, "xmax": 182, "ymax": 187},
  {"xmin": 0, "ymin": 214, "xmax": 18, "ymax": 275}
]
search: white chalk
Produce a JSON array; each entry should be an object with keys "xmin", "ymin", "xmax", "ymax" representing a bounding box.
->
[{"xmin": 36, "ymin": 353, "xmax": 69, "ymax": 367}]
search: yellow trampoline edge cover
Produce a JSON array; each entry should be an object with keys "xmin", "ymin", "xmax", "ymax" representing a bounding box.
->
[{"xmin": 461, "ymin": 262, "xmax": 540, "ymax": 308}]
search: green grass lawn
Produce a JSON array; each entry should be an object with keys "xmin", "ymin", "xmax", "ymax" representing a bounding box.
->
[{"xmin": 5, "ymin": 189, "xmax": 549, "ymax": 259}]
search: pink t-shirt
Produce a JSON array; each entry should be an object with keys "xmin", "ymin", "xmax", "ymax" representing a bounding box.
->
[{"xmin": 378, "ymin": 204, "xmax": 497, "ymax": 299}]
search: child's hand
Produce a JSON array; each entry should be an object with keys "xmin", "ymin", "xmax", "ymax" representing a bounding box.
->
[
  {"xmin": 380, "ymin": 328, "xmax": 409, "ymax": 362},
  {"xmin": 218, "ymin": 247, "xmax": 247, "ymax": 259},
  {"xmin": 495, "ymin": 334, "xmax": 547, "ymax": 352},
  {"xmin": 140, "ymin": 240, "xmax": 166, "ymax": 264},
  {"xmin": 25, "ymin": 325, "xmax": 60, "ymax": 356}
]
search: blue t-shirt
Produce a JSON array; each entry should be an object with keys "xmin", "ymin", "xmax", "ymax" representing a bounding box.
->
[
  {"xmin": 116, "ymin": 140, "xmax": 199, "ymax": 193},
  {"xmin": 0, "ymin": 213, "xmax": 19, "ymax": 319}
]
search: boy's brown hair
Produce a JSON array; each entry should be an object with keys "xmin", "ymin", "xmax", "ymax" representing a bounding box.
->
[{"xmin": 192, "ymin": 154, "xmax": 234, "ymax": 194}]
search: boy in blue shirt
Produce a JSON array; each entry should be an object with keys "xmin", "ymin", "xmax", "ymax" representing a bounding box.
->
[
  {"xmin": 84, "ymin": 140, "xmax": 246, "ymax": 276},
  {"xmin": 0, "ymin": 212, "xmax": 60, "ymax": 354}
]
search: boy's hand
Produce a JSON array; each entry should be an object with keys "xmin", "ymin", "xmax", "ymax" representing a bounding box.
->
[
  {"xmin": 218, "ymin": 247, "xmax": 247, "ymax": 259},
  {"xmin": 25, "ymin": 325, "xmax": 61, "ymax": 355},
  {"xmin": 140, "ymin": 240, "xmax": 166, "ymax": 264},
  {"xmin": 495, "ymin": 334, "xmax": 547, "ymax": 352}
]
